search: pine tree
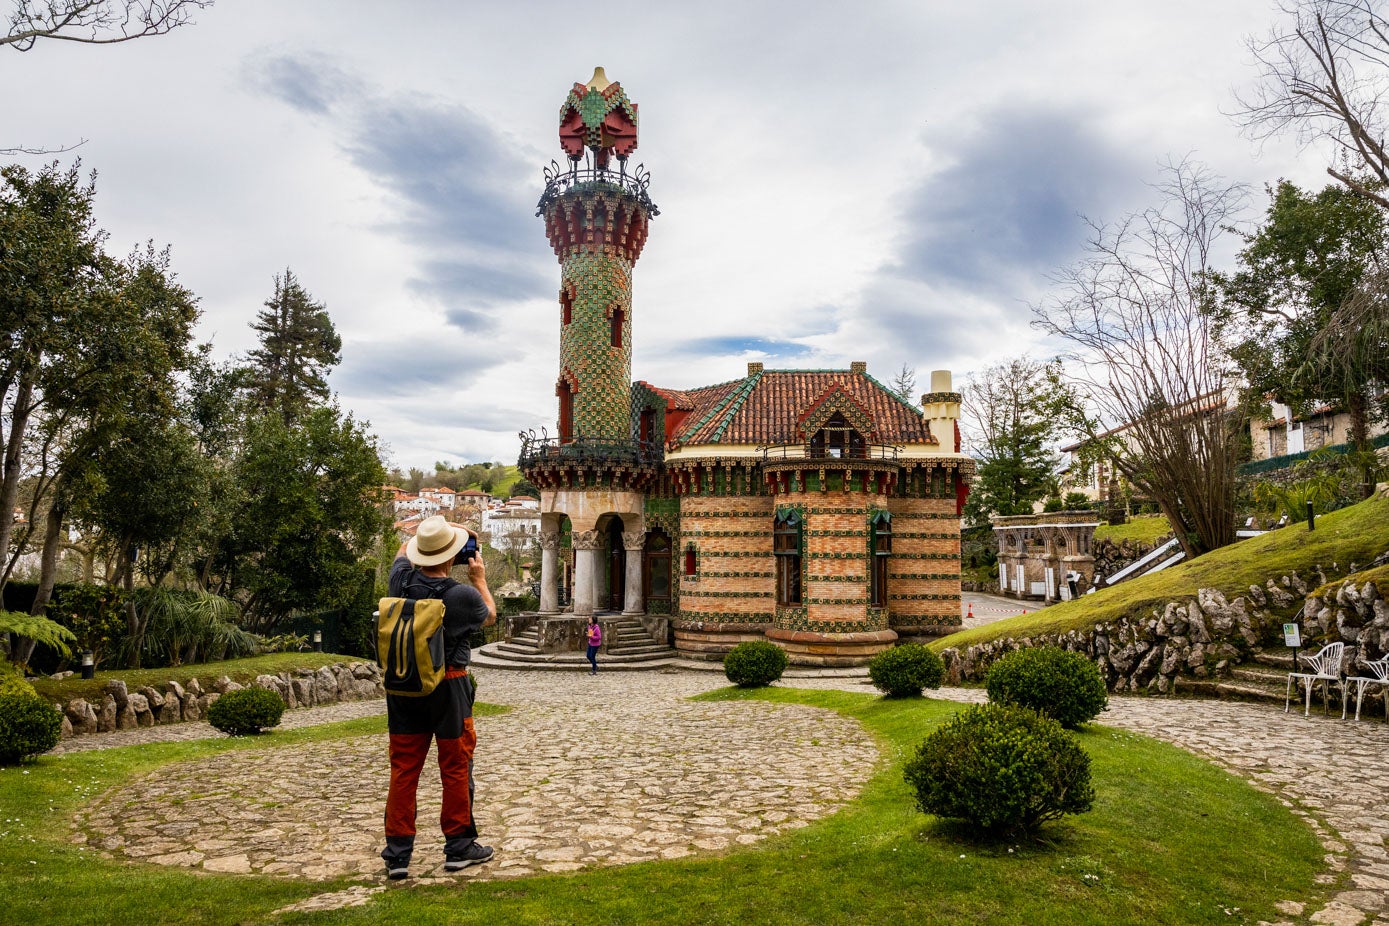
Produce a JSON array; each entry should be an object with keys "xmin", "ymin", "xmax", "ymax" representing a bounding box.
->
[{"xmin": 246, "ymin": 269, "xmax": 341, "ymax": 423}]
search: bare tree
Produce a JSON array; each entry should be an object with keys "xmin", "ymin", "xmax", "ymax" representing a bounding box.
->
[
  {"xmin": 889, "ymin": 363, "xmax": 916, "ymax": 402},
  {"xmin": 3, "ymin": 1, "xmax": 213, "ymax": 154},
  {"xmin": 1236, "ymin": 0, "xmax": 1389, "ymax": 209},
  {"xmin": 1033, "ymin": 160, "xmax": 1248, "ymax": 557},
  {"xmin": 3, "ymin": 0, "xmax": 210, "ymax": 51}
]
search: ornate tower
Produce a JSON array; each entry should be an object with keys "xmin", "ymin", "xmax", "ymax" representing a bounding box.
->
[
  {"xmin": 539, "ymin": 66, "xmax": 657, "ymax": 444},
  {"xmin": 520, "ymin": 68, "xmax": 661, "ymax": 622}
]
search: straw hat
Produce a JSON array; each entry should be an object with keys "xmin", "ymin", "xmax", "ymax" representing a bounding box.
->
[{"xmin": 406, "ymin": 515, "xmax": 469, "ymax": 567}]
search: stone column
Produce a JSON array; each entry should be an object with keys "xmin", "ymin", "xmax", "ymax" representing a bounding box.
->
[
  {"xmin": 538, "ymin": 531, "xmax": 561, "ymax": 614},
  {"xmin": 622, "ymin": 529, "xmax": 646, "ymax": 615},
  {"xmin": 572, "ymin": 530, "xmax": 600, "ymax": 616}
]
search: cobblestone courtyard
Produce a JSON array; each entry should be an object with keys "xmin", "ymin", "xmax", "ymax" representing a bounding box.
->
[{"xmin": 59, "ymin": 668, "xmax": 1389, "ymax": 923}]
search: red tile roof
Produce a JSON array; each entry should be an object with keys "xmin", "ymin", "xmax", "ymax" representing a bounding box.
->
[{"xmin": 651, "ymin": 369, "xmax": 936, "ymax": 447}]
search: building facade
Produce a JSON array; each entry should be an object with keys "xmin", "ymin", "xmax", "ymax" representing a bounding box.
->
[{"xmin": 517, "ymin": 69, "xmax": 973, "ymax": 666}]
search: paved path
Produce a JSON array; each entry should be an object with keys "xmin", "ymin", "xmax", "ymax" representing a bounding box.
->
[
  {"xmin": 74, "ymin": 670, "xmax": 876, "ymax": 888},
  {"xmin": 61, "ymin": 670, "xmax": 1389, "ymax": 924},
  {"xmin": 960, "ymin": 590, "xmax": 1033, "ymax": 627}
]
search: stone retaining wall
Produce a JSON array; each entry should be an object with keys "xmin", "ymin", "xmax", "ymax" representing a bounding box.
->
[
  {"xmin": 52, "ymin": 661, "xmax": 384, "ymax": 739},
  {"xmin": 940, "ymin": 566, "xmax": 1389, "ymax": 692}
]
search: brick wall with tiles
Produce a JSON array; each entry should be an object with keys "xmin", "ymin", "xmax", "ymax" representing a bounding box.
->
[
  {"xmin": 797, "ymin": 492, "xmax": 891, "ymax": 632},
  {"xmin": 671, "ymin": 493, "xmax": 774, "ymax": 659},
  {"xmin": 886, "ymin": 495, "xmax": 962, "ymax": 637}
]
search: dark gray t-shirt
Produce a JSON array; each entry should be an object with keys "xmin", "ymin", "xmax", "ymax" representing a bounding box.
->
[{"xmin": 389, "ymin": 557, "xmax": 489, "ymax": 668}]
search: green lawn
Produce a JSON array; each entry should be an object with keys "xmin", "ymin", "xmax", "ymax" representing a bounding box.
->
[
  {"xmin": 1094, "ymin": 514, "xmax": 1173, "ymax": 546},
  {"xmin": 30, "ymin": 652, "xmax": 361, "ymax": 704},
  {"xmin": 0, "ymin": 689, "xmax": 1327, "ymax": 926},
  {"xmin": 936, "ymin": 493, "xmax": 1389, "ymax": 653}
]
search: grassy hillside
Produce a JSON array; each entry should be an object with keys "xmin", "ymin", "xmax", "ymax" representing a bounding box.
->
[
  {"xmin": 465, "ymin": 464, "xmax": 524, "ymax": 497},
  {"xmin": 934, "ymin": 494, "xmax": 1389, "ymax": 653},
  {"xmin": 1094, "ymin": 514, "xmax": 1172, "ymax": 546}
]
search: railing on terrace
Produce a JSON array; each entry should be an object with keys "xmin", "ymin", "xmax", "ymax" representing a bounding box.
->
[
  {"xmin": 536, "ymin": 159, "xmax": 659, "ymax": 216},
  {"xmin": 517, "ymin": 431, "xmax": 662, "ymax": 468},
  {"xmin": 1238, "ymin": 432, "xmax": 1389, "ymax": 477},
  {"xmin": 760, "ymin": 443, "xmax": 901, "ymax": 462}
]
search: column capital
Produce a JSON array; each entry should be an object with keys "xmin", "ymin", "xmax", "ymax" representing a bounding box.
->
[
  {"xmin": 573, "ymin": 529, "xmax": 602, "ymax": 550},
  {"xmin": 621, "ymin": 529, "xmax": 645, "ymax": 552},
  {"xmin": 539, "ymin": 530, "xmax": 561, "ymax": 551}
]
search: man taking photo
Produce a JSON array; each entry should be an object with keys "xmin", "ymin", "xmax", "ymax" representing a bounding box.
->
[{"xmin": 381, "ymin": 515, "xmax": 497, "ymax": 880}]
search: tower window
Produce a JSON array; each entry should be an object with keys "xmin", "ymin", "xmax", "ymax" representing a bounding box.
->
[
  {"xmin": 684, "ymin": 543, "xmax": 697, "ymax": 577},
  {"xmin": 611, "ymin": 307, "xmax": 624, "ymax": 347},
  {"xmin": 561, "ymin": 288, "xmax": 573, "ymax": 325},
  {"xmin": 557, "ymin": 380, "xmax": 573, "ymax": 443},
  {"xmin": 870, "ymin": 510, "xmax": 891, "ymax": 608},
  {"xmin": 774, "ymin": 509, "xmax": 802, "ymax": 606}
]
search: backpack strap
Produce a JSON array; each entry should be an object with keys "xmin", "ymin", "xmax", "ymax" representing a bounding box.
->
[{"xmin": 401, "ymin": 570, "xmax": 460, "ymax": 602}]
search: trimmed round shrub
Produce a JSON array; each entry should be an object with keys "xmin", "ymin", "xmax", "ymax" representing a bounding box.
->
[
  {"xmin": 723, "ymin": 640, "xmax": 788, "ymax": 688},
  {"xmin": 207, "ymin": 687, "xmax": 285, "ymax": 736},
  {"xmin": 868, "ymin": 643, "xmax": 945, "ymax": 697},
  {"xmin": 985, "ymin": 646, "xmax": 1108, "ymax": 729},
  {"xmin": 0, "ymin": 693, "xmax": 62, "ymax": 764},
  {"xmin": 904, "ymin": 702, "xmax": 1095, "ymax": 835}
]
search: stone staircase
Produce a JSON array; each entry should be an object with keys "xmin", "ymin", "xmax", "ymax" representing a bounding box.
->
[
  {"xmin": 1199, "ymin": 648, "xmax": 1343, "ymax": 711},
  {"xmin": 472, "ymin": 616, "xmax": 682, "ymax": 671}
]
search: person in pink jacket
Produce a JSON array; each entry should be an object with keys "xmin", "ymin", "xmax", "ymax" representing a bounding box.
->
[{"xmin": 585, "ymin": 615, "xmax": 602, "ymax": 675}]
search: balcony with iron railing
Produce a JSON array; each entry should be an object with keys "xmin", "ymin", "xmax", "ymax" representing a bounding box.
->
[
  {"xmin": 517, "ymin": 430, "xmax": 662, "ymax": 470},
  {"xmin": 536, "ymin": 159, "xmax": 659, "ymax": 217},
  {"xmin": 760, "ymin": 443, "xmax": 902, "ymax": 462}
]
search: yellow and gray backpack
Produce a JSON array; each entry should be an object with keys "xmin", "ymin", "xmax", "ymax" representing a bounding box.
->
[{"xmin": 377, "ymin": 580, "xmax": 452, "ymax": 697}]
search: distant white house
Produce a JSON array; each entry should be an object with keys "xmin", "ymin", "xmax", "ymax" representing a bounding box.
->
[
  {"xmin": 394, "ymin": 495, "xmax": 441, "ymax": 516},
  {"xmin": 1247, "ymin": 400, "xmax": 1388, "ymax": 461},
  {"xmin": 482, "ymin": 498, "xmax": 541, "ymax": 553},
  {"xmin": 419, "ymin": 486, "xmax": 457, "ymax": 510}
]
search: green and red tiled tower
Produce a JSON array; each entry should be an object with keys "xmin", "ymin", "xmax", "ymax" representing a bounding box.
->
[{"xmin": 539, "ymin": 67, "xmax": 657, "ymax": 444}]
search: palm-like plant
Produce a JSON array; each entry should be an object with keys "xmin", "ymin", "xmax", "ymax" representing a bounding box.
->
[{"xmin": 0, "ymin": 610, "xmax": 77, "ymax": 662}]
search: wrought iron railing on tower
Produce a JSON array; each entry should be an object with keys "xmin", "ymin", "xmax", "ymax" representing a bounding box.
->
[
  {"xmin": 536, "ymin": 158, "xmax": 659, "ymax": 217},
  {"xmin": 518, "ymin": 429, "xmax": 663, "ymax": 468}
]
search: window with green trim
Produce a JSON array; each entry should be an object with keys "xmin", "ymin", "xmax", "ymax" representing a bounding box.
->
[
  {"xmin": 774, "ymin": 510, "xmax": 802, "ymax": 606},
  {"xmin": 870, "ymin": 510, "xmax": 891, "ymax": 607}
]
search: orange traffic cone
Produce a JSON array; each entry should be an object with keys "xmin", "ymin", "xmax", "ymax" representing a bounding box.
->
[{"xmin": 967, "ymin": 602, "xmax": 974, "ymax": 619}]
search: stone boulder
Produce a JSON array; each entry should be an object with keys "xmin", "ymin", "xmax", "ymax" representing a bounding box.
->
[
  {"xmin": 64, "ymin": 698, "xmax": 98, "ymax": 736},
  {"xmin": 107, "ymin": 680, "xmax": 137, "ymax": 730},
  {"xmin": 128, "ymin": 692, "xmax": 154, "ymax": 727},
  {"xmin": 313, "ymin": 666, "xmax": 337, "ymax": 703},
  {"xmin": 137, "ymin": 685, "xmax": 164, "ymax": 712},
  {"xmin": 290, "ymin": 677, "xmax": 316, "ymax": 708},
  {"xmin": 96, "ymin": 694, "xmax": 118, "ymax": 733}
]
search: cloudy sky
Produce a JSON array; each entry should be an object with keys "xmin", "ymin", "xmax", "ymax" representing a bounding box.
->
[{"xmin": 5, "ymin": 0, "xmax": 1330, "ymax": 469}]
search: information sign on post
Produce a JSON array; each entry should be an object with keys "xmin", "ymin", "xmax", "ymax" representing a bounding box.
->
[{"xmin": 1283, "ymin": 623, "xmax": 1302, "ymax": 671}]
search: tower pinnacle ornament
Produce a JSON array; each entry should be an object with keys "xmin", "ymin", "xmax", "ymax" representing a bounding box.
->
[{"xmin": 559, "ymin": 66, "xmax": 639, "ymax": 170}]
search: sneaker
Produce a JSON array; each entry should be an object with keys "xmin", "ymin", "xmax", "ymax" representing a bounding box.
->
[
  {"xmin": 444, "ymin": 843, "xmax": 494, "ymax": 871},
  {"xmin": 386, "ymin": 864, "xmax": 410, "ymax": 880}
]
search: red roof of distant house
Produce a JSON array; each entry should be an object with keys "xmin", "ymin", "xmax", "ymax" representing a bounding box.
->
[{"xmin": 459, "ymin": 489, "xmax": 490, "ymax": 497}]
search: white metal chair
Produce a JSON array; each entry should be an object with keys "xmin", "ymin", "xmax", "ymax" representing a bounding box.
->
[
  {"xmin": 1342, "ymin": 656, "xmax": 1389, "ymax": 722},
  {"xmin": 1285, "ymin": 642, "xmax": 1345, "ymax": 717}
]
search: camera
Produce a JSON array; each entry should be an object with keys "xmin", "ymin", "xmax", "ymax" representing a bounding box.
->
[{"xmin": 457, "ymin": 534, "xmax": 479, "ymax": 565}]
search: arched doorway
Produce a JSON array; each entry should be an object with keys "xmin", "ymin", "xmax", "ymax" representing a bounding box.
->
[{"xmin": 605, "ymin": 517, "xmax": 625, "ymax": 612}]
